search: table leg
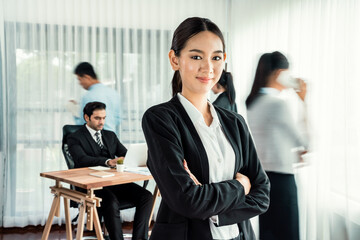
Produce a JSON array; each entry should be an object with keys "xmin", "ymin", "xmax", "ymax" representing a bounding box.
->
[
  {"xmin": 86, "ymin": 189, "xmax": 94, "ymax": 231},
  {"xmin": 92, "ymin": 205, "xmax": 104, "ymax": 240},
  {"xmin": 75, "ymin": 200, "xmax": 86, "ymax": 240},
  {"xmin": 63, "ymin": 197, "xmax": 73, "ymax": 240},
  {"xmin": 149, "ymin": 185, "xmax": 160, "ymax": 227},
  {"xmin": 41, "ymin": 194, "xmax": 60, "ymax": 240},
  {"xmin": 55, "ymin": 181, "xmax": 61, "ymax": 217}
]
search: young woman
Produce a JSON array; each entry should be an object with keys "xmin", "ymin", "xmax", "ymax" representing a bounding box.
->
[
  {"xmin": 142, "ymin": 17, "xmax": 270, "ymax": 240},
  {"xmin": 246, "ymin": 51, "xmax": 308, "ymax": 240},
  {"xmin": 212, "ymin": 70, "xmax": 238, "ymax": 113}
]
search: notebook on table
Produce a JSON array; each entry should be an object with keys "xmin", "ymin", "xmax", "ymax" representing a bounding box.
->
[
  {"xmin": 88, "ymin": 166, "xmax": 111, "ymax": 171},
  {"xmin": 89, "ymin": 171, "xmax": 115, "ymax": 178}
]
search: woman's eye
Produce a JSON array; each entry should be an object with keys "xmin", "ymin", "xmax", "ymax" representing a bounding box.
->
[
  {"xmin": 191, "ymin": 56, "xmax": 202, "ymax": 60},
  {"xmin": 213, "ymin": 56, "xmax": 222, "ymax": 61}
]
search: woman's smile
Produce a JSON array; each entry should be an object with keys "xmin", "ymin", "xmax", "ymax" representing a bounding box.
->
[{"xmin": 197, "ymin": 76, "xmax": 213, "ymax": 83}]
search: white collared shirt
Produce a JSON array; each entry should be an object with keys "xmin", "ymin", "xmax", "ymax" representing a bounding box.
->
[
  {"xmin": 258, "ymin": 87, "xmax": 281, "ymax": 95},
  {"xmin": 85, "ymin": 124, "xmax": 104, "ymax": 146},
  {"xmin": 177, "ymin": 93, "xmax": 239, "ymax": 240}
]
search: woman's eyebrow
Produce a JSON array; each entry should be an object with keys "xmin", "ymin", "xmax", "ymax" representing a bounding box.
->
[{"xmin": 189, "ymin": 49, "xmax": 224, "ymax": 54}]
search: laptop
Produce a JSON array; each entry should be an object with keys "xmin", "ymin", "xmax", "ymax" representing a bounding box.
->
[{"xmin": 123, "ymin": 143, "xmax": 148, "ymax": 167}]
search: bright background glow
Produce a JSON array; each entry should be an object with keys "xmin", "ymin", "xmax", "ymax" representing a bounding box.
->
[{"xmin": 0, "ymin": 0, "xmax": 359, "ymax": 239}]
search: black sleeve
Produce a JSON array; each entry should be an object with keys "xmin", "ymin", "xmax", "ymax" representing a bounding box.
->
[
  {"xmin": 142, "ymin": 108, "xmax": 247, "ymax": 220},
  {"xmin": 115, "ymin": 140, "xmax": 127, "ymax": 157},
  {"xmin": 217, "ymin": 116, "xmax": 270, "ymax": 225},
  {"xmin": 68, "ymin": 134, "xmax": 108, "ymax": 167}
]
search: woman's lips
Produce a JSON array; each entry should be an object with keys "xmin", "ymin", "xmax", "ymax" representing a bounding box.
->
[{"xmin": 197, "ymin": 77, "xmax": 212, "ymax": 83}]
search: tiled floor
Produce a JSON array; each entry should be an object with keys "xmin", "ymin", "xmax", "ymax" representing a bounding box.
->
[{"xmin": 0, "ymin": 222, "xmax": 151, "ymax": 240}]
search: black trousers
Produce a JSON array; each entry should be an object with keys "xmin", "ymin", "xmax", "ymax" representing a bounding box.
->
[
  {"xmin": 259, "ymin": 172, "xmax": 299, "ymax": 240},
  {"xmin": 96, "ymin": 183, "xmax": 153, "ymax": 240}
]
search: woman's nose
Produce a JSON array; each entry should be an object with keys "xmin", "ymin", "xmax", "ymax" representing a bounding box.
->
[{"xmin": 201, "ymin": 59, "xmax": 214, "ymax": 74}]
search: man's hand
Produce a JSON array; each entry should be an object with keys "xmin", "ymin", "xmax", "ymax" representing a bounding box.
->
[
  {"xmin": 236, "ymin": 173, "xmax": 251, "ymax": 195},
  {"xmin": 107, "ymin": 157, "xmax": 124, "ymax": 167},
  {"xmin": 65, "ymin": 100, "xmax": 80, "ymax": 117}
]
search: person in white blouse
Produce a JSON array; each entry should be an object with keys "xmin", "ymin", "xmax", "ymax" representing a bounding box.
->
[
  {"xmin": 142, "ymin": 17, "xmax": 270, "ymax": 240},
  {"xmin": 246, "ymin": 51, "xmax": 308, "ymax": 240}
]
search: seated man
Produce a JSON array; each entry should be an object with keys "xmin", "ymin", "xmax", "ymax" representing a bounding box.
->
[{"xmin": 68, "ymin": 101, "xmax": 152, "ymax": 240}]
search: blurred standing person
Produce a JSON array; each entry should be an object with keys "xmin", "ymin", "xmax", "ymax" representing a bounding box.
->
[
  {"xmin": 70, "ymin": 62, "xmax": 121, "ymax": 132},
  {"xmin": 246, "ymin": 51, "xmax": 308, "ymax": 240},
  {"xmin": 212, "ymin": 70, "xmax": 238, "ymax": 112},
  {"xmin": 142, "ymin": 17, "xmax": 270, "ymax": 240}
]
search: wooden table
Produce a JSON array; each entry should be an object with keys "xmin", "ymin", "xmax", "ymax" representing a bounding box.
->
[{"xmin": 40, "ymin": 167, "xmax": 159, "ymax": 240}]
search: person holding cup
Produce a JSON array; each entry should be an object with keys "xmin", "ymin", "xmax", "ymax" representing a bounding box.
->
[{"xmin": 246, "ymin": 51, "xmax": 309, "ymax": 240}]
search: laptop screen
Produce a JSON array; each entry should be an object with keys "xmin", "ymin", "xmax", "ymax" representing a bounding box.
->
[{"xmin": 123, "ymin": 143, "xmax": 148, "ymax": 167}]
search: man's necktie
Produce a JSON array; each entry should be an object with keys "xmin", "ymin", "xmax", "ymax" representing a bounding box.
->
[{"xmin": 95, "ymin": 132, "xmax": 104, "ymax": 149}]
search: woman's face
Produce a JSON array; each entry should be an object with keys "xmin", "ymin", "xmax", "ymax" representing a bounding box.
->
[{"xmin": 169, "ymin": 31, "xmax": 226, "ymax": 97}]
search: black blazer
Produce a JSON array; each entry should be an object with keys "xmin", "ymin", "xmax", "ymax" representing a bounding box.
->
[
  {"xmin": 68, "ymin": 125, "xmax": 127, "ymax": 168},
  {"xmin": 213, "ymin": 92, "xmax": 238, "ymax": 113},
  {"xmin": 142, "ymin": 96, "xmax": 270, "ymax": 240}
]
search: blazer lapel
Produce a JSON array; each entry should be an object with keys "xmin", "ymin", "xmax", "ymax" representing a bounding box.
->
[
  {"xmin": 101, "ymin": 130, "xmax": 115, "ymax": 159},
  {"xmin": 82, "ymin": 126, "xmax": 101, "ymax": 155},
  {"xmin": 216, "ymin": 109, "xmax": 243, "ymax": 175},
  {"xmin": 170, "ymin": 96, "xmax": 210, "ymax": 183}
]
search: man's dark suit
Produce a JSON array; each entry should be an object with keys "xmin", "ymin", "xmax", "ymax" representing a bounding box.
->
[{"xmin": 68, "ymin": 125, "xmax": 152, "ymax": 240}]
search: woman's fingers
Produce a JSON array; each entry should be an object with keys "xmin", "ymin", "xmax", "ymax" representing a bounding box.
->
[
  {"xmin": 183, "ymin": 159, "xmax": 202, "ymax": 186},
  {"xmin": 236, "ymin": 173, "xmax": 251, "ymax": 195}
]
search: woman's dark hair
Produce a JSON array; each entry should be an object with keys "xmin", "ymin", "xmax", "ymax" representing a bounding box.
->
[
  {"xmin": 171, "ymin": 17, "xmax": 226, "ymax": 96},
  {"xmin": 83, "ymin": 101, "xmax": 106, "ymax": 119},
  {"xmin": 218, "ymin": 70, "xmax": 236, "ymax": 104},
  {"xmin": 74, "ymin": 62, "xmax": 98, "ymax": 79},
  {"xmin": 245, "ymin": 51, "xmax": 289, "ymax": 107}
]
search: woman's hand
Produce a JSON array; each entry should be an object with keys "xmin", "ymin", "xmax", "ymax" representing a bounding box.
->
[
  {"xmin": 183, "ymin": 159, "xmax": 251, "ymax": 195},
  {"xmin": 299, "ymin": 150, "xmax": 308, "ymax": 162},
  {"xmin": 296, "ymin": 78, "xmax": 307, "ymax": 101},
  {"xmin": 236, "ymin": 173, "xmax": 251, "ymax": 195},
  {"xmin": 183, "ymin": 160, "xmax": 202, "ymax": 186}
]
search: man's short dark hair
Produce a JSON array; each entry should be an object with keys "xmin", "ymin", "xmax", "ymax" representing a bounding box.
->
[
  {"xmin": 74, "ymin": 62, "xmax": 98, "ymax": 79},
  {"xmin": 83, "ymin": 102, "xmax": 106, "ymax": 119}
]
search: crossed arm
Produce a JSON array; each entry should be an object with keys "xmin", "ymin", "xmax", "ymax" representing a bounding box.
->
[{"xmin": 142, "ymin": 109, "xmax": 270, "ymax": 225}]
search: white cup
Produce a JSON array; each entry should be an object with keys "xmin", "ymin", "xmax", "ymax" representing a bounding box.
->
[{"xmin": 116, "ymin": 164, "xmax": 125, "ymax": 172}]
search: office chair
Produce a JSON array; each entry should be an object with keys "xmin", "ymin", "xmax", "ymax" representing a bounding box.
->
[{"xmin": 62, "ymin": 124, "xmax": 83, "ymax": 209}]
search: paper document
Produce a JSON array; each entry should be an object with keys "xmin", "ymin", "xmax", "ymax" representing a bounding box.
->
[
  {"xmin": 125, "ymin": 167, "xmax": 151, "ymax": 176},
  {"xmin": 88, "ymin": 166, "xmax": 111, "ymax": 171},
  {"xmin": 65, "ymin": 101, "xmax": 80, "ymax": 118},
  {"xmin": 89, "ymin": 171, "xmax": 115, "ymax": 178}
]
